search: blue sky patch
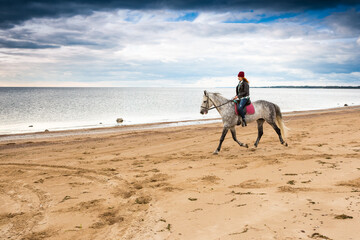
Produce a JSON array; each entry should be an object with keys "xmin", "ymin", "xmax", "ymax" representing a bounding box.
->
[
  {"xmin": 224, "ymin": 12, "xmax": 298, "ymax": 24},
  {"xmin": 169, "ymin": 12, "xmax": 199, "ymax": 22}
]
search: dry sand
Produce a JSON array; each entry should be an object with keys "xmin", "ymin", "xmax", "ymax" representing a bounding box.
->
[{"xmin": 0, "ymin": 106, "xmax": 359, "ymax": 240}]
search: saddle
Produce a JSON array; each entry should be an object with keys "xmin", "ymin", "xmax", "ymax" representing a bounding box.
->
[{"xmin": 235, "ymin": 99, "xmax": 255, "ymax": 115}]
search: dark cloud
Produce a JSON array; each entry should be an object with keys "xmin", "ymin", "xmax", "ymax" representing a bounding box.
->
[
  {"xmin": 325, "ymin": 8, "xmax": 360, "ymax": 32},
  {"xmin": 0, "ymin": 0, "xmax": 359, "ymax": 28},
  {"xmin": 0, "ymin": 38, "xmax": 59, "ymax": 49}
]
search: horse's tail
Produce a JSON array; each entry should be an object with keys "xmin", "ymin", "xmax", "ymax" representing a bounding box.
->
[{"xmin": 274, "ymin": 104, "xmax": 288, "ymax": 138}]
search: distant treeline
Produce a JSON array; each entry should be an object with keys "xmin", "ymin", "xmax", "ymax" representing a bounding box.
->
[{"xmin": 253, "ymin": 86, "xmax": 360, "ymax": 89}]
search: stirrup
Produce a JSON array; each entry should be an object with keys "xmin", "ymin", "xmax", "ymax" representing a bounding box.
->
[{"xmin": 242, "ymin": 118, "xmax": 247, "ymax": 127}]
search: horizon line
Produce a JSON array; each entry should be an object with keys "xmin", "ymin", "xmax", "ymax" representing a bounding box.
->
[{"xmin": 1, "ymin": 85, "xmax": 359, "ymax": 89}]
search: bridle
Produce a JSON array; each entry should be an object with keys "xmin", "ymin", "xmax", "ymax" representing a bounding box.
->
[{"xmin": 201, "ymin": 95, "xmax": 233, "ymax": 111}]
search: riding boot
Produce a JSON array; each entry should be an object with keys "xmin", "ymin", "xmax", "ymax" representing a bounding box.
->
[
  {"xmin": 237, "ymin": 116, "xmax": 242, "ymax": 126},
  {"xmin": 241, "ymin": 118, "xmax": 247, "ymax": 127}
]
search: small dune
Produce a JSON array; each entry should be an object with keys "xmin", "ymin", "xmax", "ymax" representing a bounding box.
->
[
  {"xmin": 337, "ymin": 178, "xmax": 360, "ymax": 188},
  {"xmin": 230, "ymin": 179, "xmax": 271, "ymax": 189}
]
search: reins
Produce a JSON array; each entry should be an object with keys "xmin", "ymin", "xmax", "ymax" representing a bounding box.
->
[{"xmin": 201, "ymin": 95, "xmax": 233, "ymax": 111}]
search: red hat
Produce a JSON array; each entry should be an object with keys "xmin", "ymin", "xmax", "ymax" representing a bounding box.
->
[{"xmin": 238, "ymin": 71, "xmax": 245, "ymax": 77}]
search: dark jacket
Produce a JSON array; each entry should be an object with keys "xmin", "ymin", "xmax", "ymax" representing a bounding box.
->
[{"xmin": 236, "ymin": 80, "xmax": 250, "ymax": 99}]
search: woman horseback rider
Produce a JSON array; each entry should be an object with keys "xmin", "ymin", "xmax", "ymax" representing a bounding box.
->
[{"xmin": 233, "ymin": 71, "xmax": 250, "ymax": 127}]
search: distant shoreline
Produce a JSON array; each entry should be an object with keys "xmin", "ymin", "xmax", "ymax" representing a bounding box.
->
[{"xmin": 252, "ymin": 86, "xmax": 360, "ymax": 89}]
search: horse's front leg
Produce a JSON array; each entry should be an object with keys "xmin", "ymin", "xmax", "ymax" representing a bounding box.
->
[
  {"xmin": 230, "ymin": 127, "xmax": 248, "ymax": 148},
  {"xmin": 213, "ymin": 127, "xmax": 229, "ymax": 155}
]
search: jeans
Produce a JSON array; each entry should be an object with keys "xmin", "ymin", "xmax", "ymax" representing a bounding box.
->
[{"xmin": 237, "ymin": 98, "xmax": 248, "ymax": 119}]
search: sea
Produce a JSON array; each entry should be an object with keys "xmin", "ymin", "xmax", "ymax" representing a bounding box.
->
[{"xmin": 1, "ymin": 87, "xmax": 359, "ymax": 135}]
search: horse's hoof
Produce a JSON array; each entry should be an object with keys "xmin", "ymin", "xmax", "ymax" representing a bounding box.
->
[
  {"xmin": 244, "ymin": 144, "xmax": 249, "ymax": 148},
  {"xmin": 213, "ymin": 150, "xmax": 219, "ymax": 155},
  {"xmin": 284, "ymin": 142, "xmax": 288, "ymax": 147},
  {"xmin": 254, "ymin": 143, "xmax": 258, "ymax": 148}
]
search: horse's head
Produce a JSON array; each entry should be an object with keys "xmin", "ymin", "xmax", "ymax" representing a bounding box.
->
[{"xmin": 200, "ymin": 90, "xmax": 213, "ymax": 115}]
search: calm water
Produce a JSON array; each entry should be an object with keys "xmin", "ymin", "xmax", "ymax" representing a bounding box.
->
[{"xmin": 1, "ymin": 87, "xmax": 359, "ymax": 135}]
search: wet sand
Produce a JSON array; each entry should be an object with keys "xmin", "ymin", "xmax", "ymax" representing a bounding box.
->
[{"xmin": 0, "ymin": 106, "xmax": 359, "ymax": 240}]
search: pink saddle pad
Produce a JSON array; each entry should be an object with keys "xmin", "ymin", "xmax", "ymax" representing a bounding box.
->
[
  {"xmin": 235, "ymin": 103, "xmax": 255, "ymax": 115},
  {"xmin": 246, "ymin": 103, "xmax": 255, "ymax": 115}
]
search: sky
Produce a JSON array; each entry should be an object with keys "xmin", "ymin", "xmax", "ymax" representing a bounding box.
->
[{"xmin": 0, "ymin": 0, "xmax": 359, "ymax": 87}]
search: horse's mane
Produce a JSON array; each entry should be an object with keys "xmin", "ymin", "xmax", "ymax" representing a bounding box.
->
[{"xmin": 210, "ymin": 92, "xmax": 229, "ymax": 101}]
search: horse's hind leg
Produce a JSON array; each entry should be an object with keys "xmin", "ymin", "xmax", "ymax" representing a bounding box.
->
[
  {"xmin": 269, "ymin": 122, "xmax": 288, "ymax": 146},
  {"xmin": 254, "ymin": 119, "xmax": 265, "ymax": 147},
  {"xmin": 213, "ymin": 127, "xmax": 229, "ymax": 155},
  {"xmin": 230, "ymin": 127, "xmax": 248, "ymax": 148}
]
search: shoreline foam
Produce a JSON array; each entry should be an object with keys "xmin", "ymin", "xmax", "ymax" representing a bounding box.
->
[{"xmin": 1, "ymin": 105, "xmax": 359, "ymax": 142}]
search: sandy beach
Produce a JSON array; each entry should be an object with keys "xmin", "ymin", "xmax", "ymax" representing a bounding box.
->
[{"xmin": 0, "ymin": 106, "xmax": 359, "ymax": 240}]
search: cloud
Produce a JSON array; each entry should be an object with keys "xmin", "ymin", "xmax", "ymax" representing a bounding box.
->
[
  {"xmin": 324, "ymin": 8, "xmax": 360, "ymax": 35},
  {"xmin": 0, "ymin": 0, "xmax": 359, "ymax": 28},
  {"xmin": 0, "ymin": 8, "xmax": 359, "ymax": 87},
  {"xmin": 0, "ymin": 37, "xmax": 59, "ymax": 49}
]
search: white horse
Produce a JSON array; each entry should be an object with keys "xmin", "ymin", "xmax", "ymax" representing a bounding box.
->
[{"xmin": 200, "ymin": 90, "xmax": 288, "ymax": 154}]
